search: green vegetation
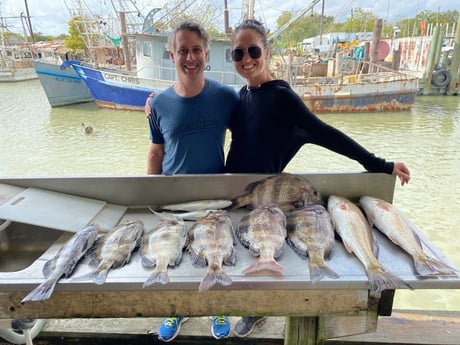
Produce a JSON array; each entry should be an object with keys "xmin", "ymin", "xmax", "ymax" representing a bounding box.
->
[
  {"xmin": 272, "ymin": 8, "xmax": 458, "ymax": 50},
  {"xmin": 64, "ymin": 17, "xmax": 87, "ymax": 50}
]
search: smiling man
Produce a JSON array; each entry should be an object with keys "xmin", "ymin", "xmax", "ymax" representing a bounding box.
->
[
  {"xmin": 146, "ymin": 20, "xmax": 239, "ymax": 176},
  {"xmin": 145, "ymin": 20, "xmax": 239, "ymax": 342}
]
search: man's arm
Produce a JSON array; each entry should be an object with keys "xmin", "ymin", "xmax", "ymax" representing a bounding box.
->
[{"xmin": 147, "ymin": 143, "xmax": 165, "ymax": 174}]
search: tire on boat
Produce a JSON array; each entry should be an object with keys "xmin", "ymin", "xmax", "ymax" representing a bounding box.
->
[{"xmin": 431, "ymin": 69, "xmax": 451, "ymax": 87}]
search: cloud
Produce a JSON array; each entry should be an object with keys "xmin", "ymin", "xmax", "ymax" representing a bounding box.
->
[{"xmin": 1, "ymin": 0, "xmax": 458, "ymax": 36}]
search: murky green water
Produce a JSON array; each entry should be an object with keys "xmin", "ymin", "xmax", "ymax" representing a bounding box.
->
[{"xmin": 1, "ymin": 79, "xmax": 459, "ymax": 311}]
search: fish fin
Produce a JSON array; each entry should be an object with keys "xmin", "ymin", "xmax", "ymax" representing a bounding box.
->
[
  {"xmin": 367, "ymin": 268, "xmax": 413, "ymax": 293},
  {"xmin": 243, "ymin": 258, "xmax": 284, "ymax": 275},
  {"xmin": 414, "ymin": 255, "xmax": 458, "ymax": 276},
  {"xmin": 143, "ymin": 271, "xmax": 169, "ymax": 287},
  {"xmin": 21, "ymin": 280, "xmax": 58, "ymax": 303},
  {"xmin": 188, "ymin": 251, "xmax": 208, "ymax": 268},
  {"xmin": 248, "ymin": 246, "xmax": 260, "ymax": 257},
  {"xmin": 274, "ymin": 242, "xmax": 286, "ymax": 258},
  {"xmin": 141, "ymin": 256, "xmax": 156, "ymax": 267},
  {"xmin": 42, "ymin": 258, "xmax": 57, "ymax": 278},
  {"xmin": 223, "ymin": 248, "xmax": 238, "ymax": 266},
  {"xmin": 309, "ymin": 262, "xmax": 339, "ymax": 283},
  {"xmin": 199, "ymin": 271, "xmax": 232, "ymax": 291},
  {"xmin": 370, "ymin": 229, "xmax": 380, "ymax": 258},
  {"xmin": 287, "ymin": 239, "xmax": 309, "ymax": 260},
  {"xmin": 174, "ymin": 252, "xmax": 184, "ymax": 266},
  {"xmin": 340, "ymin": 239, "xmax": 355, "ymax": 255}
]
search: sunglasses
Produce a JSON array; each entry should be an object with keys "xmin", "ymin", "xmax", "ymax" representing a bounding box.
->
[{"xmin": 231, "ymin": 46, "xmax": 262, "ymax": 62}]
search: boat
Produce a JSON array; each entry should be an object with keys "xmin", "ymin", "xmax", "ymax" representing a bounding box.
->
[
  {"xmin": 32, "ymin": 59, "xmax": 94, "ymax": 107},
  {"xmin": 0, "ymin": 43, "xmax": 37, "ymax": 82},
  {"xmin": 0, "ymin": 1, "xmax": 39, "ymax": 82},
  {"xmin": 72, "ymin": 29, "xmax": 245, "ymax": 111},
  {"xmin": 30, "ymin": 0, "xmax": 142, "ymax": 106},
  {"xmin": 286, "ymin": 58, "xmax": 419, "ymax": 113}
]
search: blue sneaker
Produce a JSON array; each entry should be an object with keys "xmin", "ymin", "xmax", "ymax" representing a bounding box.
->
[
  {"xmin": 211, "ymin": 316, "xmax": 230, "ymax": 339},
  {"xmin": 158, "ymin": 317, "xmax": 188, "ymax": 342}
]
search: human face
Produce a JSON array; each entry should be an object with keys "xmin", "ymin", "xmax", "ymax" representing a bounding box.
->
[
  {"xmin": 170, "ymin": 30, "xmax": 209, "ymax": 83},
  {"xmin": 232, "ymin": 29, "xmax": 270, "ymax": 86}
]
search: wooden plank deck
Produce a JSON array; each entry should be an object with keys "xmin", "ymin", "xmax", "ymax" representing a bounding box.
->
[{"xmin": 8, "ymin": 309, "xmax": 458, "ymax": 345}]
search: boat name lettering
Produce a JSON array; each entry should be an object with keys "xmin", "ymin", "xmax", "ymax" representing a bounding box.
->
[{"xmin": 103, "ymin": 72, "xmax": 140, "ymax": 85}]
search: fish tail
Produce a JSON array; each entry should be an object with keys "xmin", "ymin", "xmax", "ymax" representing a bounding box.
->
[
  {"xmin": 414, "ymin": 255, "xmax": 458, "ymax": 276},
  {"xmin": 309, "ymin": 261, "xmax": 340, "ymax": 283},
  {"xmin": 21, "ymin": 280, "xmax": 57, "ymax": 303},
  {"xmin": 367, "ymin": 268, "xmax": 413, "ymax": 293},
  {"xmin": 199, "ymin": 271, "xmax": 232, "ymax": 291},
  {"xmin": 143, "ymin": 270, "xmax": 169, "ymax": 288},
  {"xmin": 243, "ymin": 258, "xmax": 284, "ymax": 275}
]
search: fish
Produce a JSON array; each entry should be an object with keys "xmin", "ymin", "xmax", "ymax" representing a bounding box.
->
[
  {"xmin": 21, "ymin": 223, "xmax": 99, "ymax": 302},
  {"xmin": 187, "ymin": 210, "xmax": 237, "ymax": 291},
  {"xmin": 359, "ymin": 196, "xmax": 457, "ymax": 277},
  {"xmin": 73, "ymin": 219, "xmax": 144, "ymax": 285},
  {"xmin": 158, "ymin": 199, "xmax": 232, "ymax": 212},
  {"xmin": 231, "ymin": 173, "xmax": 323, "ymax": 213},
  {"xmin": 286, "ymin": 204, "xmax": 339, "ymax": 282},
  {"xmin": 236, "ymin": 204, "xmax": 287, "ymax": 274},
  {"xmin": 327, "ymin": 195, "xmax": 412, "ymax": 293},
  {"xmin": 149, "ymin": 207, "xmax": 213, "ymax": 221},
  {"xmin": 141, "ymin": 215, "xmax": 188, "ymax": 287}
]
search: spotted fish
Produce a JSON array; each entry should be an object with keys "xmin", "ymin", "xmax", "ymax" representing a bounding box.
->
[
  {"xmin": 187, "ymin": 210, "xmax": 236, "ymax": 291},
  {"xmin": 236, "ymin": 204, "xmax": 287, "ymax": 274},
  {"xmin": 231, "ymin": 173, "xmax": 322, "ymax": 213},
  {"xmin": 286, "ymin": 204, "xmax": 339, "ymax": 282}
]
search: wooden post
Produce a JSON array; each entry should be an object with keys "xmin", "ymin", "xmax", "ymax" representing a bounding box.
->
[
  {"xmin": 370, "ymin": 19, "xmax": 383, "ymax": 73},
  {"xmin": 284, "ymin": 316, "xmax": 318, "ymax": 345},
  {"xmin": 392, "ymin": 42, "xmax": 401, "ymax": 71},
  {"xmin": 447, "ymin": 12, "xmax": 460, "ymax": 95},
  {"xmin": 119, "ymin": 11, "xmax": 132, "ymax": 71},
  {"xmin": 422, "ymin": 25, "xmax": 440, "ymax": 95}
]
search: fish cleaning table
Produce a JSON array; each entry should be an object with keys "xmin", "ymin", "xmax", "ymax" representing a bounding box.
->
[{"xmin": 0, "ymin": 174, "xmax": 458, "ymax": 345}]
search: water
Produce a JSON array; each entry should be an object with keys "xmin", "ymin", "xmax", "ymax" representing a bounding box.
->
[{"xmin": 1, "ymin": 80, "xmax": 459, "ymax": 311}]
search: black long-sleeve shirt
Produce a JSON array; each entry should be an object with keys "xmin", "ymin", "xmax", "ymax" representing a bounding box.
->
[{"xmin": 225, "ymin": 79, "xmax": 393, "ymax": 174}]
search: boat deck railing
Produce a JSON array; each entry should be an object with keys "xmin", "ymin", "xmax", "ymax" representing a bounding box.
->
[{"xmin": 273, "ymin": 58, "xmax": 419, "ymax": 86}]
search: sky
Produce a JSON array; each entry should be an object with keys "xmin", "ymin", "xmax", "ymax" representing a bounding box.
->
[{"xmin": 1, "ymin": 0, "xmax": 458, "ymax": 37}]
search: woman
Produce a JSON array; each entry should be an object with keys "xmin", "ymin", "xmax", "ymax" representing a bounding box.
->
[
  {"xmin": 226, "ymin": 19, "xmax": 410, "ymax": 185},
  {"xmin": 226, "ymin": 19, "xmax": 410, "ymax": 338}
]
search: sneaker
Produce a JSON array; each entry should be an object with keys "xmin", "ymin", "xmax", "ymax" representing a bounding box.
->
[
  {"xmin": 211, "ymin": 316, "xmax": 231, "ymax": 339},
  {"xmin": 233, "ymin": 316, "xmax": 266, "ymax": 337},
  {"xmin": 158, "ymin": 317, "xmax": 188, "ymax": 342}
]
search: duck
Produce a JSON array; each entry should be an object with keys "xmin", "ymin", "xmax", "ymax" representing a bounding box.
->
[{"xmin": 81, "ymin": 123, "xmax": 93, "ymax": 134}]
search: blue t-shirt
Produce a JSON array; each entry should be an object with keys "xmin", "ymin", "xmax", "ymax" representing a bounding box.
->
[{"xmin": 148, "ymin": 79, "xmax": 238, "ymax": 175}]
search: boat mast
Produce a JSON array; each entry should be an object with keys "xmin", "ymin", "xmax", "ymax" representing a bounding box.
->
[{"xmin": 23, "ymin": 0, "xmax": 34, "ymax": 43}]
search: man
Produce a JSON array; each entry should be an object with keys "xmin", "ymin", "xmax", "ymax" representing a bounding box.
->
[{"xmin": 146, "ymin": 20, "xmax": 238, "ymax": 341}]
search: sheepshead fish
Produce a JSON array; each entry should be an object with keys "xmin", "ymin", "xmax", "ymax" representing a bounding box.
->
[
  {"xmin": 286, "ymin": 205, "xmax": 339, "ymax": 282},
  {"xmin": 187, "ymin": 210, "xmax": 236, "ymax": 291},
  {"xmin": 21, "ymin": 223, "xmax": 99, "ymax": 302},
  {"xmin": 236, "ymin": 205, "xmax": 287, "ymax": 274},
  {"xmin": 141, "ymin": 215, "xmax": 187, "ymax": 287},
  {"xmin": 327, "ymin": 195, "xmax": 412, "ymax": 293},
  {"xmin": 359, "ymin": 196, "xmax": 457, "ymax": 277},
  {"xmin": 74, "ymin": 219, "xmax": 144, "ymax": 285},
  {"xmin": 231, "ymin": 173, "xmax": 322, "ymax": 213}
]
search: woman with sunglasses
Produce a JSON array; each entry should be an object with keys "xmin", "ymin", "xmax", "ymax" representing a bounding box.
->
[{"xmin": 226, "ymin": 19, "xmax": 411, "ymax": 338}]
